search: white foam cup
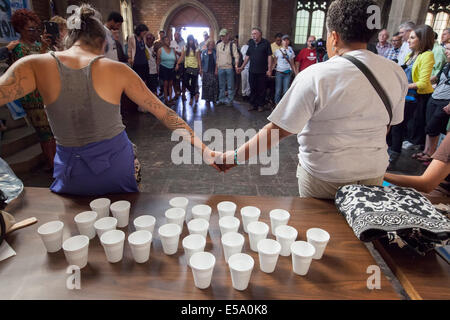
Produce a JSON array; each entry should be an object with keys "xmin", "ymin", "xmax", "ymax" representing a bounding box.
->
[
  {"xmin": 269, "ymin": 209, "xmax": 290, "ymax": 236},
  {"xmin": 165, "ymin": 207, "xmax": 186, "ymax": 229},
  {"xmin": 221, "ymin": 232, "xmax": 245, "ymax": 263},
  {"xmin": 74, "ymin": 211, "xmax": 98, "ymax": 239},
  {"xmin": 258, "ymin": 239, "xmax": 281, "ymax": 273},
  {"xmin": 158, "ymin": 223, "xmax": 182, "ymax": 255},
  {"xmin": 133, "ymin": 215, "xmax": 156, "ymax": 233},
  {"xmin": 128, "ymin": 230, "xmax": 152, "ymax": 263},
  {"xmin": 219, "ymin": 216, "xmax": 240, "ymax": 236},
  {"xmin": 94, "ymin": 217, "xmax": 117, "ymax": 238},
  {"xmin": 275, "ymin": 225, "xmax": 298, "ymax": 256},
  {"xmin": 169, "ymin": 197, "xmax": 189, "ymax": 221},
  {"xmin": 187, "ymin": 218, "xmax": 209, "ymax": 238},
  {"xmin": 307, "ymin": 228, "xmax": 330, "ymax": 260},
  {"xmin": 110, "ymin": 200, "xmax": 131, "ymax": 228},
  {"xmin": 217, "ymin": 201, "xmax": 237, "ymax": 218},
  {"xmin": 183, "ymin": 234, "xmax": 206, "ymax": 266},
  {"xmin": 189, "ymin": 252, "xmax": 216, "ymax": 289},
  {"xmin": 191, "ymin": 204, "xmax": 212, "ymax": 222},
  {"xmin": 228, "ymin": 253, "xmax": 254, "ymax": 291},
  {"xmin": 62, "ymin": 235, "xmax": 89, "ymax": 268},
  {"xmin": 100, "ymin": 230, "xmax": 125, "ymax": 263},
  {"xmin": 240, "ymin": 206, "xmax": 261, "ymax": 233},
  {"xmin": 89, "ymin": 198, "xmax": 111, "ymax": 219},
  {"xmin": 290, "ymin": 241, "xmax": 316, "ymax": 276},
  {"xmin": 247, "ymin": 221, "xmax": 269, "ymax": 252},
  {"xmin": 37, "ymin": 221, "xmax": 64, "ymax": 253}
]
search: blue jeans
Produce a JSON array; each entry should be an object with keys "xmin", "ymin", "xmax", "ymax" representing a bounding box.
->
[
  {"xmin": 275, "ymin": 71, "xmax": 292, "ymax": 104},
  {"xmin": 218, "ymin": 68, "xmax": 235, "ymax": 104}
]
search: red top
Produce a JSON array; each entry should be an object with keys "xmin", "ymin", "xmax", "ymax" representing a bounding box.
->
[{"xmin": 295, "ymin": 48, "xmax": 317, "ymax": 71}]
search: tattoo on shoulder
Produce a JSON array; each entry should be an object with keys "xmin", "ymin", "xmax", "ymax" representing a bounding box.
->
[{"xmin": 0, "ymin": 64, "xmax": 27, "ymax": 102}]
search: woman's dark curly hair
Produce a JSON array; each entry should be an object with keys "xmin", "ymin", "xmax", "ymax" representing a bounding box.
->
[
  {"xmin": 326, "ymin": 0, "xmax": 379, "ymax": 43},
  {"xmin": 11, "ymin": 9, "xmax": 41, "ymax": 33}
]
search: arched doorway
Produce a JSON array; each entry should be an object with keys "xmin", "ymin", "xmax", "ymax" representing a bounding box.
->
[{"xmin": 160, "ymin": 0, "xmax": 220, "ymax": 41}]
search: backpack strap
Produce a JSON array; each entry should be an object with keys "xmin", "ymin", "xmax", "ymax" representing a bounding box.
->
[{"xmin": 341, "ymin": 54, "xmax": 393, "ymax": 125}]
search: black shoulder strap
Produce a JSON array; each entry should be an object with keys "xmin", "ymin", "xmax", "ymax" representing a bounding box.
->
[
  {"xmin": 342, "ymin": 54, "xmax": 393, "ymax": 125},
  {"xmin": 0, "ymin": 212, "xmax": 6, "ymax": 247}
]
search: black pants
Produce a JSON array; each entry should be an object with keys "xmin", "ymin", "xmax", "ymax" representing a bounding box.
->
[
  {"xmin": 249, "ymin": 72, "xmax": 267, "ymax": 108},
  {"xmin": 408, "ymin": 93, "xmax": 431, "ymax": 146},
  {"xmin": 183, "ymin": 70, "xmax": 199, "ymax": 96},
  {"xmin": 425, "ymin": 97, "xmax": 449, "ymax": 137},
  {"xmin": 389, "ymin": 101, "xmax": 416, "ymax": 153},
  {"xmin": 147, "ymin": 74, "xmax": 158, "ymax": 94},
  {"xmin": 133, "ymin": 64, "xmax": 149, "ymax": 85}
]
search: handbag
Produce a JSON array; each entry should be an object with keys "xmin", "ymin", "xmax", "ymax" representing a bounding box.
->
[
  {"xmin": 185, "ymin": 67, "xmax": 199, "ymax": 76},
  {"xmin": 335, "ymin": 185, "xmax": 450, "ymax": 255}
]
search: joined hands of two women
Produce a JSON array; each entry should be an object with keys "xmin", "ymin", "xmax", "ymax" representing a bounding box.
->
[{"xmin": 203, "ymin": 150, "xmax": 239, "ymax": 173}]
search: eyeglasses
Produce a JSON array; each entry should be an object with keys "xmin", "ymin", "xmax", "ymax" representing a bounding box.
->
[{"xmin": 26, "ymin": 28, "xmax": 39, "ymax": 32}]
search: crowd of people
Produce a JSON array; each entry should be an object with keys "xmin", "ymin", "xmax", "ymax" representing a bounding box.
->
[
  {"xmin": 0, "ymin": 0, "xmax": 449, "ymax": 199},
  {"xmin": 376, "ymin": 24, "xmax": 450, "ymax": 173}
]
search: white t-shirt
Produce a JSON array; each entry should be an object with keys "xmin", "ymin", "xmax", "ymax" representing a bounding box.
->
[
  {"xmin": 274, "ymin": 47, "xmax": 295, "ymax": 72},
  {"xmin": 146, "ymin": 45, "xmax": 157, "ymax": 75},
  {"xmin": 241, "ymin": 45, "xmax": 250, "ymax": 70},
  {"xmin": 170, "ymin": 39, "xmax": 186, "ymax": 57},
  {"xmin": 104, "ymin": 26, "xmax": 118, "ymax": 61},
  {"xmin": 397, "ymin": 41, "xmax": 411, "ymax": 66},
  {"xmin": 267, "ymin": 49, "xmax": 408, "ymax": 183}
]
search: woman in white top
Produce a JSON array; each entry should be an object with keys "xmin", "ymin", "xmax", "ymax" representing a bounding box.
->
[
  {"xmin": 217, "ymin": 0, "xmax": 408, "ymax": 199},
  {"xmin": 273, "ymin": 35, "xmax": 297, "ymax": 104}
]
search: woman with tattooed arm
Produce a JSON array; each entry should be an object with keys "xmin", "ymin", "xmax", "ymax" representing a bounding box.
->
[{"xmin": 0, "ymin": 4, "xmax": 220, "ymax": 196}]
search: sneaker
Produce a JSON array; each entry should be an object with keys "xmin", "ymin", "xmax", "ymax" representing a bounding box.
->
[
  {"xmin": 216, "ymin": 101, "xmax": 225, "ymax": 106},
  {"xmin": 258, "ymin": 106, "xmax": 264, "ymax": 112},
  {"xmin": 225, "ymin": 101, "xmax": 233, "ymax": 107},
  {"xmin": 402, "ymin": 141, "xmax": 414, "ymax": 150}
]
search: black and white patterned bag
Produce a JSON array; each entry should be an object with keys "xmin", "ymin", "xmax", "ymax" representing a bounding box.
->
[{"xmin": 335, "ymin": 185, "xmax": 450, "ymax": 255}]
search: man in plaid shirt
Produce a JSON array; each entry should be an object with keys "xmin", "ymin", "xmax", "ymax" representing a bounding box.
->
[{"xmin": 384, "ymin": 32, "xmax": 403, "ymax": 63}]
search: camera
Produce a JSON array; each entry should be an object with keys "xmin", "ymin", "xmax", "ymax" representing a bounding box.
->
[{"xmin": 311, "ymin": 38, "xmax": 327, "ymax": 54}]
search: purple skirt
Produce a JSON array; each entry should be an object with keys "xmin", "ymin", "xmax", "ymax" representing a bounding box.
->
[{"xmin": 50, "ymin": 131, "xmax": 139, "ymax": 196}]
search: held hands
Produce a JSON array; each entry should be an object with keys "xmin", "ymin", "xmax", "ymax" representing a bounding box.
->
[
  {"xmin": 443, "ymin": 104, "xmax": 450, "ymax": 115},
  {"xmin": 203, "ymin": 149, "xmax": 238, "ymax": 173}
]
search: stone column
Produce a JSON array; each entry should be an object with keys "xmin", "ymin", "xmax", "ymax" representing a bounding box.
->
[
  {"xmin": 239, "ymin": 0, "xmax": 272, "ymax": 43},
  {"xmin": 386, "ymin": 0, "xmax": 430, "ymax": 36}
]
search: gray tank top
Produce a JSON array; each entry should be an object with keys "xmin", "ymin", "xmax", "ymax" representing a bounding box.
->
[{"xmin": 45, "ymin": 52, "xmax": 125, "ymax": 147}]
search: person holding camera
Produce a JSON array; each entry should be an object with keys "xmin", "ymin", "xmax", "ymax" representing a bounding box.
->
[
  {"xmin": 294, "ymin": 35, "xmax": 317, "ymax": 73},
  {"xmin": 9, "ymin": 9, "xmax": 55, "ymax": 171},
  {"xmin": 219, "ymin": 0, "xmax": 407, "ymax": 199}
]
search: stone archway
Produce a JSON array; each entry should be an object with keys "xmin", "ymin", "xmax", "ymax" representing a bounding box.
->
[{"xmin": 160, "ymin": 0, "xmax": 220, "ymax": 41}]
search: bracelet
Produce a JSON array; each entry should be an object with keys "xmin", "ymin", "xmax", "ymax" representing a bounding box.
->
[{"xmin": 234, "ymin": 150, "xmax": 240, "ymax": 165}]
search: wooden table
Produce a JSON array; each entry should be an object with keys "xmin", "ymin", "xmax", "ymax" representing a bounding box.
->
[
  {"xmin": 373, "ymin": 197, "xmax": 450, "ymax": 300},
  {"xmin": 1, "ymin": 187, "xmax": 401, "ymax": 299}
]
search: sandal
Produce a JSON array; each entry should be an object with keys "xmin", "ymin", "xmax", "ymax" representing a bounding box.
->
[
  {"xmin": 416, "ymin": 154, "xmax": 432, "ymax": 162},
  {"xmin": 411, "ymin": 152, "xmax": 426, "ymax": 159}
]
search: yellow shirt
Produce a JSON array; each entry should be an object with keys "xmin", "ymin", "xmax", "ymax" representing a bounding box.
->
[
  {"xmin": 271, "ymin": 42, "xmax": 282, "ymax": 58},
  {"xmin": 405, "ymin": 51, "xmax": 435, "ymax": 94},
  {"xmin": 184, "ymin": 49, "xmax": 198, "ymax": 69}
]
